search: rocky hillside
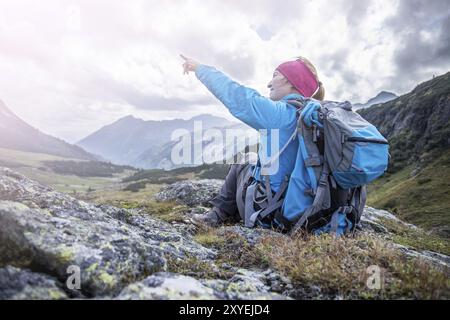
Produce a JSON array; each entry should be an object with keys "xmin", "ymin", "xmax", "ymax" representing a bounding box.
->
[
  {"xmin": 0, "ymin": 168, "xmax": 449, "ymax": 299},
  {"xmin": 0, "ymin": 100, "xmax": 98, "ymax": 161},
  {"xmin": 358, "ymin": 72, "xmax": 450, "ymax": 173},
  {"xmin": 358, "ymin": 72, "xmax": 450, "ymax": 235}
]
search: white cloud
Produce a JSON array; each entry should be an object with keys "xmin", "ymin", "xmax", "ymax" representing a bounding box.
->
[{"xmin": 0, "ymin": 0, "xmax": 448, "ymax": 142}]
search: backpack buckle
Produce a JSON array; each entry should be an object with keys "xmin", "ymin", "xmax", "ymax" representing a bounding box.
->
[
  {"xmin": 318, "ymin": 111, "xmax": 324, "ymax": 120},
  {"xmin": 305, "ymin": 156, "xmax": 323, "ymax": 167}
]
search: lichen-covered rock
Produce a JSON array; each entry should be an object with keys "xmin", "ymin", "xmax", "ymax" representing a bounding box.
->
[
  {"xmin": 360, "ymin": 206, "xmax": 418, "ymax": 234},
  {"xmin": 201, "ymin": 269, "xmax": 290, "ymax": 300},
  {"xmin": 391, "ymin": 243, "xmax": 450, "ymax": 268},
  {"xmin": 117, "ymin": 272, "xmax": 217, "ymax": 300},
  {"xmin": 117, "ymin": 272, "xmax": 290, "ymax": 300},
  {"xmin": 261, "ymin": 269, "xmax": 293, "ymax": 293},
  {"xmin": 0, "ymin": 266, "xmax": 67, "ymax": 300},
  {"xmin": 155, "ymin": 179, "xmax": 224, "ymax": 206},
  {"xmin": 0, "ymin": 168, "xmax": 215, "ymax": 297}
]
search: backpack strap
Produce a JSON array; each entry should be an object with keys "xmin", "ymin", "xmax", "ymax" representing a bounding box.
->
[
  {"xmin": 264, "ymin": 176, "xmax": 273, "ymax": 203},
  {"xmin": 236, "ymin": 165, "xmax": 254, "ymax": 220},
  {"xmin": 286, "ymin": 98, "xmax": 306, "ymax": 109},
  {"xmin": 260, "ymin": 124, "xmax": 299, "ymax": 176},
  {"xmin": 348, "ymin": 185, "xmax": 367, "ymax": 231},
  {"xmin": 290, "ymin": 159, "xmax": 331, "ymax": 234},
  {"xmin": 244, "ymin": 181, "xmax": 257, "ymax": 227},
  {"xmin": 299, "ymin": 119, "xmax": 324, "ymax": 194},
  {"xmin": 248, "ymin": 175, "xmax": 289, "ymax": 226}
]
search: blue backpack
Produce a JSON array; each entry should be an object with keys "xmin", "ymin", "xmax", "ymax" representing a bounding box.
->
[{"xmin": 243, "ymin": 97, "xmax": 389, "ymax": 236}]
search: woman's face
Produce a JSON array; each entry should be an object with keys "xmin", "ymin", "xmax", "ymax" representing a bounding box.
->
[{"xmin": 267, "ymin": 70, "xmax": 295, "ymax": 101}]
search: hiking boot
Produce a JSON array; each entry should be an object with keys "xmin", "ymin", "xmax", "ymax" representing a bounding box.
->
[{"xmin": 192, "ymin": 207, "xmax": 226, "ymax": 227}]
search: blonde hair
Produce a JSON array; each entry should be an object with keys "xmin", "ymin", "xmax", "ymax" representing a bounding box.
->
[{"xmin": 297, "ymin": 56, "xmax": 325, "ymax": 101}]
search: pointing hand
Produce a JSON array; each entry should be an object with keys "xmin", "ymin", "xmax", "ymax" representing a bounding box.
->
[{"xmin": 180, "ymin": 54, "xmax": 199, "ymax": 75}]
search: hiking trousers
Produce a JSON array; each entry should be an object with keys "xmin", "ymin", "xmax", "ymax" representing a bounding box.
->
[{"xmin": 209, "ymin": 163, "xmax": 252, "ymax": 222}]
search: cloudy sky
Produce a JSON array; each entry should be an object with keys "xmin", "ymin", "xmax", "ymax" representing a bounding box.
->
[{"xmin": 0, "ymin": 0, "xmax": 449, "ymax": 143}]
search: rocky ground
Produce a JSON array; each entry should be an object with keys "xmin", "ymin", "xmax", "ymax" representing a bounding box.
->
[{"xmin": 0, "ymin": 167, "xmax": 449, "ymax": 300}]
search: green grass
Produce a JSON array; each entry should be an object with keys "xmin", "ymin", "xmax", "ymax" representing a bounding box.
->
[
  {"xmin": 259, "ymin": 233, "xmax": 450, "ymax": 299},
  {"xmin": 85, "ymin": 183, "xmax": 162, "ymax": 203},
  {"xmin": 144, "ymin": 202, "xmax": 189, "ymax": 223},
  {"xmin": 0, "ymin": 147, "xmax": 136, "ymax": 194},
  {"xmin": 367, "ymin": 149, "xmax": 450, "ymax": 237},
  {"xmin": 194, "ymin": 229, "xmax": 227, "ymax": 247},
  {"xmin": 100, "ymin": 196, "xmax": 190, "ymax": 223},
  {"xmin": 118, "ymin": 163, "xmax": 230, "ymax": 193},
  {"xmin": 379, "ymin": 217, "xmax": 450, "ymax": 256},
  {"xmin": 0, "ymin": 147, "xmax": 82, "ymax": 167},
  {"xmin": 167, "ymin": 255, "xmax": 233, "ymax": 280},
  {"xmin": 42, "ymin": 160, "xmax": 134, "ymax": 177},
  {"xmin": 17, "ymin": 166, "xmax": 128, "ymax": 193},
  {"xmin": 191, "ymin": 227, "xmax": 450, "ymax": 299}
]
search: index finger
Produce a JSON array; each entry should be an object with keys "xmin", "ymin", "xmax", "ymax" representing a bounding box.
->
[{"xmin": 180, "ymin": 54, "xmax": 188, "ymax": 61}]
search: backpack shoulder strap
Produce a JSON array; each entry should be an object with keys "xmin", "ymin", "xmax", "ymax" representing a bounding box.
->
[
  {"xmin": 290, "ymin": 158, "xmax": 331, "ymax": 234},
  {"xmin": 260, "ymin": 98, "xmax": 307, "ymax": 175}
]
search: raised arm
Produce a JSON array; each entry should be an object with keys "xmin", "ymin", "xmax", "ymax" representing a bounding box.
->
[{"xmin": 181, "ymin": 55, "xmax": 290, "ymax": 130}]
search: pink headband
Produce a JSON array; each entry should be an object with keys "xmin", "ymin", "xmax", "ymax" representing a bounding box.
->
[{"xmin": 276, "ymin": 59, "xmax": 320, "ymax": 98}]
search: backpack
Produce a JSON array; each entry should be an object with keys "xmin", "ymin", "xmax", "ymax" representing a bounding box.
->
[{"xmin": 244, "ymin": 97, "xmax": 389, "ymax": 236}]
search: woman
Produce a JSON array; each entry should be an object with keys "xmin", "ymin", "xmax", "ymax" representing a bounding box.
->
[{"xmin": 181, "ymin": 54, "xmax": 325, "ymax": 228}]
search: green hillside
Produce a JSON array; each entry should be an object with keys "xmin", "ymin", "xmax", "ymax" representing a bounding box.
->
[
  {"xmin": 367, "ymin": 149, "xmax": 450, "ymax": 237},
  {"xmin": 359, "ymin": 72, "xmax": 450, "ymax": 237}
]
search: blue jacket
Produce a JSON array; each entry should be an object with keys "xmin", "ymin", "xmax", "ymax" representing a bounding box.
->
[{"xmin": 195, "ymin": 65, "xmax": 302, "ymax": 192}]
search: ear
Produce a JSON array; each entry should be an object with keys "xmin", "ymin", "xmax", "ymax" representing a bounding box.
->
[
  {"xmin": 286, "ymin": 79, "xmax": 296, "ymax": 89},
  {"xmin": 289, "ymin": 83, "xmax": 300, "ymax": 94},
  {"xmin": 282, "ymin": 77, "xmax": 291, "ymax": 85}
]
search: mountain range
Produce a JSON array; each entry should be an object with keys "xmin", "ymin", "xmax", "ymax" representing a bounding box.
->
[
  {"xmin": 76, "ymin": 114, "xmax": 253, "ymax": 169},
  {"xmin": 0, "ymin": 100, "xmax": 98, "ymax": 161}
]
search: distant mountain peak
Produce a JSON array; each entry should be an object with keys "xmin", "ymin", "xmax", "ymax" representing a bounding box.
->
[
  {"xmin": 0, "ymin": 100, "xmax": 17, "ymax": 118},
  {"xmin": 121, "ymin": 114, "xmax": 137, "ymax": 120},
  {"xmin": 353, "ymin": 91, "xmax": 398, "ymax": 110},
  {"xmin": 377, "ymin": 91, "xmax": 397, "ymax": 97},
  {"xmin": 190, "ymin": 114, "xmax": 225, "ymax": 121},
  {"xmin": 118, "ymin": 114, "xmax": 141, "ymax": 122}
]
